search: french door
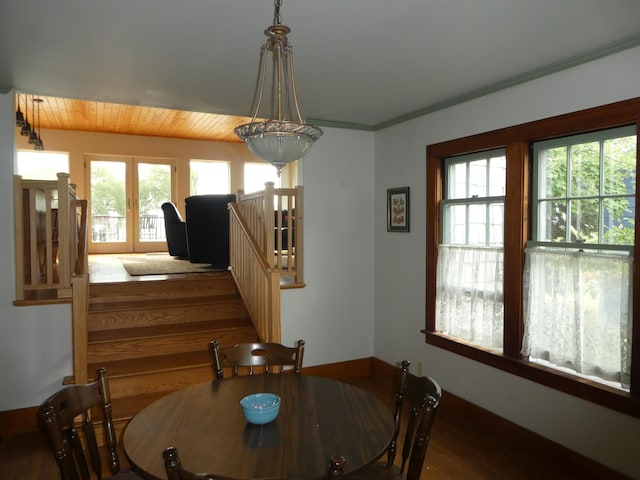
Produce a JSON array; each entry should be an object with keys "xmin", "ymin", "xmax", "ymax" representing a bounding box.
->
[{"xmin": 86, "ymin": 155, "xmax": 176, "ymax": 254}]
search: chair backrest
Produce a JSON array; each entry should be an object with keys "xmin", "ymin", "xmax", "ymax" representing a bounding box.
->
[
  {"xmin": 387, "ymin": 360, "xmax": 442, "ymax": 480},
  {"xmin": 39, "ymin": 367, "xmax": 120, "ymax": 480},
  {"xmin": 163, "ymin": 447, "xmax": 218, "ymax": 480},
  {"xmin": 161, "ymin": 202, "xmax": 188, "ymax": 258},
  {"xmin": 209, "ymin": 340, "xmax": 305, "ymax": 379},
  {"xmin": 161, "ymin": 202, "xmax": 184, "ymax": 224}
]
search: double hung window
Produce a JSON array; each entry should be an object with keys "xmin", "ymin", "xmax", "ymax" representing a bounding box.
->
[
  {"xmin": 436, "ymin": 151, "xmax": 506, "ymax": 350},
  {"xmin": 523, "ymin": 127, "xmax": 635, "ymax": 390},
  {"xmin": 425, "ymin": 98, "xmax": 640, "ymax": 417}
]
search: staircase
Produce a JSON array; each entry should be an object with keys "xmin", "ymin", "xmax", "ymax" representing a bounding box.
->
[{"xmin": 85, "ymin": 271, "xmax": 259, "ymax": 434}]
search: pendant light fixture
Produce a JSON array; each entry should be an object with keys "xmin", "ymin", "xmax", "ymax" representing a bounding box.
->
[
  {"xmin": 15, "ymin": 93, "xmax": 25, "ymax": 127},
  {"xmin": 234, "ymin": 0, "xmax": 322, "ymax": 176},
  {"xmin": 28, "ymin": 96, "xmax": 39, "ymax": 145},
  {"xmin": 34, "ymin": 98, "xmax": 44, "ymax": 151},
  {"xmin": 20, "ymin": 94, "xmax": 31, "ymax": 137}
]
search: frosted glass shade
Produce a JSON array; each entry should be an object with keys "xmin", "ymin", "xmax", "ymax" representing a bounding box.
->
[{"xmin": 235, "ymin": 120, "xmax": 323, "ymax": 172}]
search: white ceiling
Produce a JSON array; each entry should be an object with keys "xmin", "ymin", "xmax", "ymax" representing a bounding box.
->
[{"xmin": 2, "ymin": 0, "xmax": 640, "ymax": 130}]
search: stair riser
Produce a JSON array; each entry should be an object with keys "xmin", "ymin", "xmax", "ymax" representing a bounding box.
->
[
  {"xmin": 89, "ymin": 275, "xmax": 238, "ymax": 303},
  {"xmin": 88, "ymin": 300, "xmax": 250, "ymax": 331},
  {"xmin": 88, "ymin": 326, "xmax": 258, "ymax": 363},
  {"xmin": 108, "ymin": 365, "xmax": 214, "ymax": 399}
]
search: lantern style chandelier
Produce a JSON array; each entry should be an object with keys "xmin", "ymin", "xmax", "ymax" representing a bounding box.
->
[
  {"xmin": 234, "ymin": 0, "xmax": 322, "ymax": 175},
  {"xmin": 15, "ymin": 94, "xmax": 45, "ymax": 150}
]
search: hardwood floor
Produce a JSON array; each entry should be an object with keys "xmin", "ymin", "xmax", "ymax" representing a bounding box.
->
[
  {"xmin": 88, "ymin": 253, "xmax": 297, "ymax": 286},
  {"xmin": 0, "ymin": 374, "xmax": 615, "ymax": 480}
]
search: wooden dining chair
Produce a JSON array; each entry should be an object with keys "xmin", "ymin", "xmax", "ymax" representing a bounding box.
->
[
  {"xmin": 164, "ymin": 447, "xmax": 345, "ymax": 479},
  {"xmin": 209, "ymin": 339, "xmax": 305, "ymax": 379},
  {"xmin": 39, "ymin": 367, "xmax": 142, "ymax": 480},
  {"xmin": 163, "ymin": 447, "xmax": 219, "ymax": 480},
  {"xmin": 328, "ymin": 454, "xmax": 347, "ymax": 477},
  {"xmin": 348, "ymin": 360, "xmax": 442, "ymax": 480}
]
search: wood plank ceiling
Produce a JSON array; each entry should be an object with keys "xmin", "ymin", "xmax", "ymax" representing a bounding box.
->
[{"xmin": 17, "ymin": 95, "xmax": 253, "ymax": 143}]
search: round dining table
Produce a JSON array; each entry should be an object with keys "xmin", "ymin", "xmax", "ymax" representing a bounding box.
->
[{"xmin": 123, "ymin": 374, "xmax": 394, "ymax": 479}]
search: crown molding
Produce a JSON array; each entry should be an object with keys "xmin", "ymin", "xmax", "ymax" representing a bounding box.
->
[{"xmin": 372, "ymin": 33, "xmax": 640, "ymax": 131}]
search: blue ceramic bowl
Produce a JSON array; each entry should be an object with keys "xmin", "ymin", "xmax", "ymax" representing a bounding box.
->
[{"xmin": 240, "ymin": 393, "xmax": 281, "ymax": 425}]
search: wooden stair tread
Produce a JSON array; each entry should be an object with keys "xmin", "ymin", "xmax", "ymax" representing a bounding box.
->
[
  {"xmin": 88, "ymin": 317, "xmax": 253, "ymax": 343},
  {"xmin": 88, "ymin": 293, "xmax": 243, "ymax": 313},
  {"xmin": 88, "ymin": 274, "xmax": 237, "ymax": 301},
  {"xmin": 88, "ymin": 351, "xmax": 212, "ymax": 378}
]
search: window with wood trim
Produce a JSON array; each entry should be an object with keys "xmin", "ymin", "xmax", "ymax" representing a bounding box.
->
[{"xmin": 425, "ymin": 97, "xmax": 640, "ymax": 418}]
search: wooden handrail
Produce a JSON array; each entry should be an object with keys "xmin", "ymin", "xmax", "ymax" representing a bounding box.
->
[
  {"xmin": 236, "ymin": 183, "xmax": 303, "ymax": 284},
  {"xmin": 228, "ymin": 203, "xmax": 281, "ymax": 342},
  {"xmin": 14, "ymin": 173, "xmax": 88, "ymax": 302},
  {"xmin": 229, "ymin": 183, "xmax": 303, "ymax": 342}
]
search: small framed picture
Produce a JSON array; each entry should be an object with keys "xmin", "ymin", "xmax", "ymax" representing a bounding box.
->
[{"xmin": 387, "ymin": 187, "xmax": 410, "ymax": 232}]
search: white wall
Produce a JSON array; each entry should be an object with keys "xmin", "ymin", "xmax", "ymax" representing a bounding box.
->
[
  {"xmin": 0, "ymin": 93, "xmax": 74, "ymax": 410},
  {"xmin": 281, "ymin": 127, "xmax": 376, "ymax": 366},
  {"xmin": 373, "ymin": 46, "xmax": 640, "ymax": 478}
]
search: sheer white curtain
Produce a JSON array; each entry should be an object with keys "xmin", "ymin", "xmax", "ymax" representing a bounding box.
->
[
  {"xmin": 522, "ymin": 248, "xmax": 632, "ymax": 389},
  {"xmin": 435, "ymin": 245, "xmax": 504, "ymax": 350}
]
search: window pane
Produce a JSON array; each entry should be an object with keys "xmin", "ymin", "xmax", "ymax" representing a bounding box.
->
[
  {"xmin": 534, "ymin": 126, "xmax": 636, "ymax": 246},
  {"xmin": 489, "ymin": 203, "xmax": 504, "ymax": 245},
  {"xmin": 540, "ymin": 146, "xmax": 567, "ymax": 198},
  {"xmin": 468, "ymin": 204, "xmax": 486, "ymax": 245},
  {"xmin": 603, "ymin": 197, "xmax": 635, "ymax": 245},
  {"xmin": 190, "ymin": 160, "xmax": 230, "ymax": 195},
  {"xmin": 469, "ymin": 159, "xmax": 487, "ymax": 197},
  {"xmin": 569, "ymin": 198, "xmax": 599, "ymax": 243},
  {"xmin": 603, "ymin": 136, "xmax": 636, "ymax": 195},
  {"xmin": 244, "ymin": 162, "xmax": 280, "ymax": 194},
  {"xmin": 446, "ymin": 204, "xmax": 467, "ymax": 244},
  {"xmin": 138, "ymin": 163, "xmax": 171, "ymax": 242},
  {"xmin": 569, "ymin": 142, "xmax": 599, "ymax": 197},
  {"xmin": 489, "ymin": 156, "xmax": 506, "ymax": 196},
  {"xmin": 91, "ymin": 161, "xmax": 126, "ymax": 243},
  {"xmin": 538, "ymin": 199, "xmax": 567, "ymax": 242},
  {"xmin": 449, "ymin": 162, "xmax": 468, "ymax": 199},
  {"xmin": 17, "ymin": 151, "xmax": 69, "ymax": 180}
]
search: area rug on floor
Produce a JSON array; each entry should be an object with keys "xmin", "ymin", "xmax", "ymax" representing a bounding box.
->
[{"xmin": 118, "ymin": 254, "xmax": 226, "ymax": 276}]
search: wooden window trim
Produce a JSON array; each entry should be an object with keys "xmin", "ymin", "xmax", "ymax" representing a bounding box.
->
[{"xmin": 425, "ymin": 97, "xmax": 640, "ymax": 418}]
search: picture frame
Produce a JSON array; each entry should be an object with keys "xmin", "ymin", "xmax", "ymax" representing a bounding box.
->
[{"xmin": 387, "ymin": 187, "xmax": 410, "ymax": 232}]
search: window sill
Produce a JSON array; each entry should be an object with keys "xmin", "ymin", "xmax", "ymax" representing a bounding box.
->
[{"xmin": 424, "ymin": 331, "xmax": 640, "ymax": 419}]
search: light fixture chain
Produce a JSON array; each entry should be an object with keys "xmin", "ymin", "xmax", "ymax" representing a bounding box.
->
[{"xmin": 273, "ymin": 0, "xmax": 282, "ymax": 25}]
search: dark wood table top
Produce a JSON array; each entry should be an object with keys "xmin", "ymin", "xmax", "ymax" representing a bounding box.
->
[{"xmin": 123, "ymin": 374, "xmax": 394, "ymax": 480}]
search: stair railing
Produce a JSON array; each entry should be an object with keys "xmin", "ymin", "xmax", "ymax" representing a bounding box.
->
[
  {"xmin": 14, "ymin": 173, "xmax": 89, "ymax": 301},
  {"xmin": 228, "ymin": 203, "xmax": 281, "ymax": 342},
  {"xmin": 229, "ymin": 183, "xmax": 303, "ymax": 342},
  {"xmin": 235, "ymin": 183, "xmax": 303, "ymax": 284},
  {"xmin": 14, "ymin": 172, "xmax": 90, "ymax": 383}
]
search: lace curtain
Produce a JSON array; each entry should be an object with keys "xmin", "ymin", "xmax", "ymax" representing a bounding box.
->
[
  {"xmin": 435, "ymin": 245, "xmax": 504, "ymax": 350},
  {"xmin": 522, "ymin": 248, "xmax": 632, "ymax": 389}
]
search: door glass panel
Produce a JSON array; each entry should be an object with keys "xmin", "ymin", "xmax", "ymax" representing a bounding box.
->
[
  {"xmin": 91, "ymin": 160, "xmax": 126, "ymax": 243},
  {"xmin": 137, "ymin": 162, "xmax": 171, "ymax": 243}
]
